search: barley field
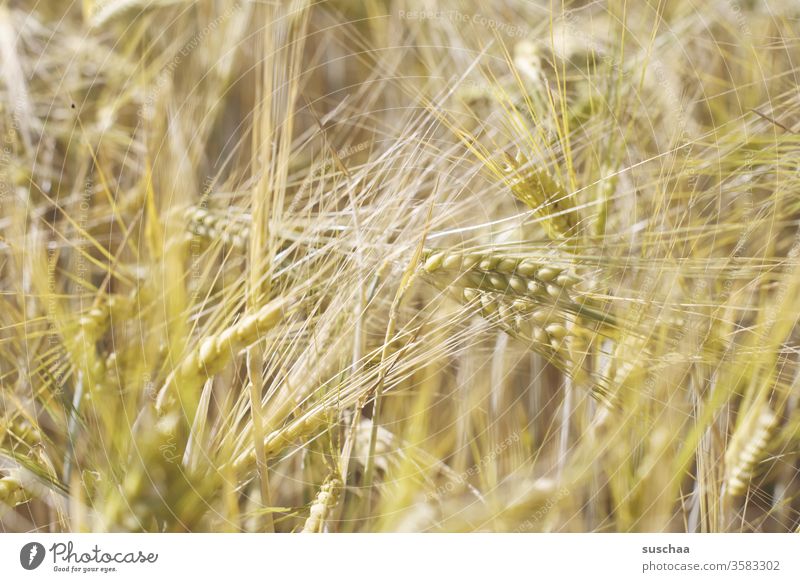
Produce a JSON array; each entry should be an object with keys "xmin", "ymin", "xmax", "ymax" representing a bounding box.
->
[{"xmin": 1, "ymin": 0, "xmax": 799, "ymax": 533}]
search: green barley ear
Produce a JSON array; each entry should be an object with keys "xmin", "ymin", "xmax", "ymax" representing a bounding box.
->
[
  {"xmin": 0, "ymin": 474, "xmax": 25, "ymax": 506},
  {"xmin": 501, "ymin": 150, "xmax": 578, "ymax": 242}
]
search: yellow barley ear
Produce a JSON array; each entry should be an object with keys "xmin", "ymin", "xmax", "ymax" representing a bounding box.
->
[
  {"xmin": 500, "ymin": 149, "xmax": 579, "ymax": 242},
  {"xmin": 724, "ymin": 405, "xmax": 779, "ymax": 499}
]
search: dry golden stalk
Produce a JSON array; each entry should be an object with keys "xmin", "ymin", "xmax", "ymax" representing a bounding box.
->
[
  {"xmin": 724, "ymin": 405, "xmax": 779, "ymax": 498},
  {"xmin": 302, "ymin": 475, "xmax": 343, "ymax": 533},
  {"xmin": 502, "ymin": 150, "xmax": 578, "ymax": 240}
]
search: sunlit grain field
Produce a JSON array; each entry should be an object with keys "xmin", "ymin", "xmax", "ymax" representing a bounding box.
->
[{"xmin": 1, "ymin": 0, "xmax": 799, "ymax": 533}]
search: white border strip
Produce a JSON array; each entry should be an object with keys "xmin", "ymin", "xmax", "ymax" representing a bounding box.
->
[{"xmin": 1, "ymin": 533, "xmax": 797, "ymax": 581}]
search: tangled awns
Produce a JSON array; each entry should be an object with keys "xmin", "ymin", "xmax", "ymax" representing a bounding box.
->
[{"xmin": 1, "ymin": 0, "xmax": 800, "ymax": 533}]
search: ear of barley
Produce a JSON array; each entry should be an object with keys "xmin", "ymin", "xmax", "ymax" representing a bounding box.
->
[
  {"xmin": 461, "ymin": 286, "xmax": 576, "ymax": 364},
  {"xmin": 155, "ymin": 296, "xmax": 291, "ymax": 413},
  {"xmin": 422, "ymin": 248, "xmax": 619, "ymax": 398},
  {"xmin": 232, "ymin": 406, "xmax": 337, "ymax": 469},
  {"xmin": 421, "ymin": 248, "xmax": 583, "ymax": 306},
  {"xmin": 186, "ymin": 206, "xmax": 250, "ymax": 251},
  {"xmin": 724, "ymin": 405, "xmax": 779, "ymax": 498},
  {"xmin": 0, "ymin": 475, "xmax": 25, "ymax": 506},
  {"xmin": 2, "ymin": 417, "xmax": 43, "ymax": 448},
  {"xmin": 301, "ymin": 475, "xmax": 343, "ymax": 533},
  {"xmin": 421, "ymin": 248, "xmax": 613, "ymax": 326},
  {"xmin": 501, "ymin": 149, "xmax": 578, "ymax": 241},
  {"xmin": 592, "ymin": 335, "xmax": 649, "ymax": 416}
]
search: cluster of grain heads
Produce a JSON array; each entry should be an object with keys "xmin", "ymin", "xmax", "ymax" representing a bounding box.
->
[
  {"xmin": 186, "ymin": 206, "xmax": 250, "ymax": 251},
  {"xmin": 501, "ymin": 149, "xmax": 578, "ymax": 241},
  {"xmin": 302, "ymin": 475, "xmax": 343, "ymax": 533},
  {"xmin": 724, "ymin": 404, "xmax": 779, "ymax": 498},
  {"xmin": 136, "ymin": 296, "xmax": 296, "ymax": 529}
]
